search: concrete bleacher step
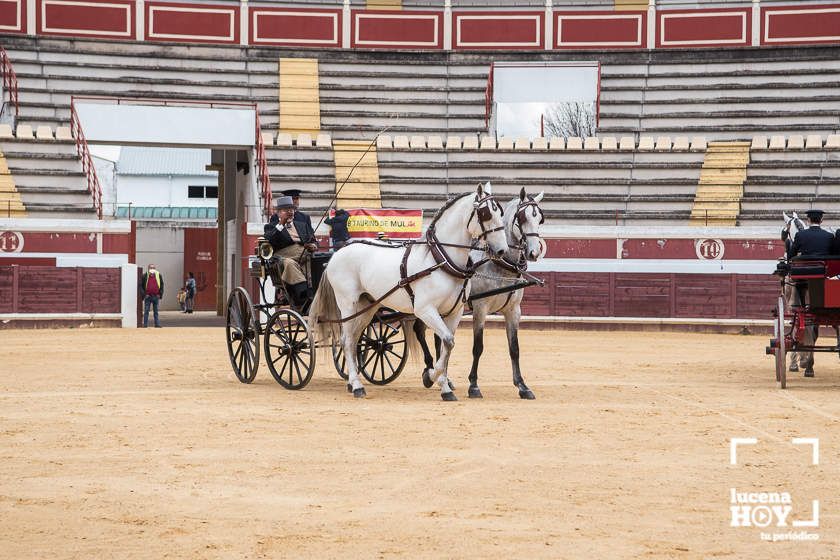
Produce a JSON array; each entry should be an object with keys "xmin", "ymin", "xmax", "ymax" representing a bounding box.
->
[
  {"xmin": 690, "ymin": 141, "xmax": 751, "ymax": 225},
  {"xmin": 333, "ymin": 140, "xmax": 382, "ymax": 209}
]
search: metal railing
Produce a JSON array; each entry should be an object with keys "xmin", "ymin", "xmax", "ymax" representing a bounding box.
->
[
  {"xmin": 484, "ymin": 62, "xmax": 494, "ymax": 130},
  {"xmin": 254, "ymin": 111, "xmax": 272, "ymax": 219},
  {"xmin": 0, "ymin": 46, "xmax": 19, "ymax": 119},
  {"xmin": 69, "ymin": 97, "xmax": 103, "ymax": 218},
  {"xmin": 68, "ymin": 95, "xmax": 272, "ymax": 220}
]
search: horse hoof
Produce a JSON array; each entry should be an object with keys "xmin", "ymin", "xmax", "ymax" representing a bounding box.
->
[
  {"xmin": 441, "ymin": 392, "xmax": 458, "ymax": 402},
  {"xmin": 346, "ymin": 383, "xmax": 353, "ymax": 393},
  {"xmin": 468, "ymin": 386, "xmax": 483, "ymax": 399},
  {"xmin": 422, "ymin": 369, "xmax": 434, "ymax": 389},
  {"xmin": 804, "ymin": 369, "xmax": 815, "ymax": 378},
  {"xmin": 353, "ymin": 387, "xmax": 367, "ymax": 398},
  {"xmin": 519, "ymin": 389, "xmax": 536, "ymax": 400}
]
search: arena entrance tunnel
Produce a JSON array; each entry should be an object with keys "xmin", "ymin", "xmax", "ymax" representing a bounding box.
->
[{"xmin": 73, "ymin": 96, "xmax": 270, "ymax": 315}]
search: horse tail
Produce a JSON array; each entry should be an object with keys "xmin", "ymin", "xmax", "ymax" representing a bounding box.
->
[
  {"xmin": 308, "ymin": 269, "xmax": 340, "ymax": 360},
  {"xmin": 401, "ymin": 319, "xmax": 424, "ymax": 365}
]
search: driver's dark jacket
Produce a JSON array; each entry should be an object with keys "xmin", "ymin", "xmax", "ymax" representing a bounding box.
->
[
  {"xmin": 788, "ymin": 225, "xmax": 835, "ymax": 259},
  {"xmin": 264, "ymin": 213, "xmax": 316, "ymax": 250}
]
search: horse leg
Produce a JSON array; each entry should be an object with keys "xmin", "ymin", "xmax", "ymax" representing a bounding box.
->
[
  {"xmin": 467, "ymin": 306, "xmax": 488, "ymax": 399},
  {"xmin": 504, "ymin": 307, "xmax": 534, "ymax": 400},
  {"xmin": 415, "ymin": 308, "xmax": 458, "ymax": 401},
  {"xmin": 343, "ymin": 308, "xmax": 378, "ymax": 398},
  {"xmin": 413, "ymin": 320, "xmax": 436, "ymax": 388}
]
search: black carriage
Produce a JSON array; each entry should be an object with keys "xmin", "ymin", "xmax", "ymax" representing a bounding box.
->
[
  {"xmin": 224, "ymin": 237, "xmax": 409, "ymax": 389},
  {"xmin": 768, "ymin": 256, "xmax": 840, "ymax": 388}
]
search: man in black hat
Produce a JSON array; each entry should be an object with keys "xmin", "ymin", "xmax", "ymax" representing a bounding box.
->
[
  {"xmin": 263, "ymin": 196, "xmax": 317, "ymax": 308},
  {"xmin": 282, "ymin": 189, "xmax": 315, "ymax": 241},
  {"xmin": 787, "ymin": 210, "xmax": 834, "ymax": 259},
  {"xmin": 786, "ymin": 209, "xmax": 834, "ymax": 377}
]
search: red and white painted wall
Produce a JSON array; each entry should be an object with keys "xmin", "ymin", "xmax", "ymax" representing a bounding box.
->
[
  {"xmin": 0, "ymin": 0, "xmax": 837, "ymax": 50},
  {"xmin": 518, "ymin": 226, "xmax": 782, "ymax": 328},
  {"xmin": 0, "ymin": 219, "xmax": 137, "ymax": 327},
  {"xmin": 245, "ymin": 223, "xmax": 784, "ymax": 328}
]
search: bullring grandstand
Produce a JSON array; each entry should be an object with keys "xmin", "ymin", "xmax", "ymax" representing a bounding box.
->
[{"xmin": 0, "ymin": 0, "xmax": 838, "ymax": 326}]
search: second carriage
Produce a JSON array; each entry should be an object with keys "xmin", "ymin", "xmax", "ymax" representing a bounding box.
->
[
  {"xmin": 768, "ymin": 256, "xmax": 840, "ymax": 388},
  {"xmin": 225, "ymin": 237, "xmax": 410, "ymax": 389}
]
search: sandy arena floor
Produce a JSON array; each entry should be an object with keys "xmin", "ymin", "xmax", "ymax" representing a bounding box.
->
[{"xmin": 1, "ymin": 325, "xmax": 839, "ymax": 559}]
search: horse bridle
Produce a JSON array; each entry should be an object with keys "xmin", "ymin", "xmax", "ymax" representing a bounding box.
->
[
  {"xmin": 513, "ymin": 196, "xmax": 544, "ymax": 242},
  {"xmin": 469, "ymin": 193, "xmax": 506, "ymax": 240}
]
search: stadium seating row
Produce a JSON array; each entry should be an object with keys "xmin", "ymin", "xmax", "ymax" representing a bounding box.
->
[
  {"xmin": 751, "ymin": 134, "xmax": 840, "ymax": 150},
  {"xmin": 264, "ymin": 133, "xmax": 709, "ymax": 152},
  {"xmin": 261, "ymin": 132, "xmax": 332, "ymax": 148},
  {"xmin": 0, "ymin": 124, "xmax": 73, "ymax": 141}
]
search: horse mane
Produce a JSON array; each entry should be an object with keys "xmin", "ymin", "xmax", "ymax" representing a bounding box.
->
[{"xmin": 427, "ymin": 192, "xmax": 473, "ymax": 231}]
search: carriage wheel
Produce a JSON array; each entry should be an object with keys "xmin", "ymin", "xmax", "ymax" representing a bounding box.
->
[
  {"xmin": 226, "ymin": 287, "xmax": 260, "ymax": 383},
  {"xmin": 775, "ymin": 295, "xmax": 787, "ymax": 389},
  {"xmin": 357, "ymin": 317, "xmax": 408, "ymax": 385},
  {"xmin": 264, "ymin": 309, "xmax": 315, "ymax": 389},
  {"xmin": 332, "ymin": 340, "xmax": 349, "ymax": 380}
]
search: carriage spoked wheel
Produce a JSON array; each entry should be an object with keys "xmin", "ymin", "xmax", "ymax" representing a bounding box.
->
[
  {"xmin": 332, "ymin": 339, "xmax": 349, "ymax": 381},
  {"xmin": 264, "ymin": 309, "xmax": 315, "ymax": 389},
  {"xmin": 332, "ymin": 317, "xmax": 409, "ymax": 385},
  {"xmin": 775, "ymin": 295, "xmax": 787, "ymax": 389},
  {"xmin": 359, "ymin": 317, "xmax": 409, "ymax": 385},
  {"xmin": 226, "ymin": 287, "xmax": 260, "ymax": 383}
]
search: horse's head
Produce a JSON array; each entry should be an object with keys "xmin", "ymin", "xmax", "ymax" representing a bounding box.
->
[
  {"xmin": 469, "ymin": 182, "xmax": 508, "ymax": 256},
  {"xmin": 783, "ymin": 211, "xmax": 805, "ymax": 243},
  {"xmin": 513, "ymin": 187, "xmax": 545, "ymax": 262}
]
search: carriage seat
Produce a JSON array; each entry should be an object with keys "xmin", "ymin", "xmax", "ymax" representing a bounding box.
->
[{"xmin": 789, "ymin": 255, "xmax": 840, "ymax": 278}]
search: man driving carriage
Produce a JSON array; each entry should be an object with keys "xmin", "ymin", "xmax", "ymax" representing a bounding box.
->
[
  {"xmin": 263, "ymin": 195, "xmax": 317, "ymax": 308},
  {"xmin": 784, "ymin": 209, "xmax": 836, "ymax": 377}
]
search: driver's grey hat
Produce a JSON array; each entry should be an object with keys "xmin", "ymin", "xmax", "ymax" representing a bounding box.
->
[{"xmin": 273, "ymin": 196, "xmax": 295, "ymax": 209}]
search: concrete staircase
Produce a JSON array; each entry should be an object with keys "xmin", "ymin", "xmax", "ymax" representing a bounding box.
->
[
  {"xmin": 333, "ymin": 140, "xmax": 382, "ymax": 209},
  {"xmin": 0, "ymin": 138, "xmax": 93, "ymax": 218},
  {"xmin": 278, "ymin": 58, "xmax": 321, "ymax": 136},
  {"xmin": 689, "ymin": 142, "xmax": 750, "ymax": 226},
  {"xmin": 0, "ymin": 149, "xmax": 25, "ymax": 217}
]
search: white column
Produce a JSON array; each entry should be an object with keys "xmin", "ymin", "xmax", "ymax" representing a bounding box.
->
[
  {"xmin": 544, "ymin": 0, "xmax": 553, "ymax": 51},
  {"xmin": 443, "ymin": 0, "xmax": 452, "ymax": 51},
  {"xmin": 647, "ymin": 0, "xmax": 656, "ymax": 49},
  {"xmin": 26, "ymin": 0, "xmax": 35, "ymax": 35},
  {"xmin": 240, "ymin": 0, "xmax": 248, "ymax": 46},
  {"xmin": 120, "ymin": 263, "xmax": 138, "ymax": 328},
  {"xmin": 751, "ymin": 0, "xmax": 761, "ymax": 46},
  {"xmin": 136, "ymin": 0, "xmax": 144, "ymax": 40},
  {"xmin": 342, "ymin": 0, "xmax": 351, "ymax": 49}
]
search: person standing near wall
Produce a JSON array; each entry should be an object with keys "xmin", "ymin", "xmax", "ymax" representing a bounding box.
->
[
  {"xmin": 184, "ymin": 272, "xmax": 196, "ymax": 314},
  {"xmin": 140, "ymin": 264, "xmax": 164, "ymax": 328}
]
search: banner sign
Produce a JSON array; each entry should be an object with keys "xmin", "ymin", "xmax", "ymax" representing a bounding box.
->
[{"xmin": 334, "ymin": 208, "xmax": 424, "ymax": 239}]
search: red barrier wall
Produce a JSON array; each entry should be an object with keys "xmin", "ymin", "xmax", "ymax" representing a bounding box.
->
[{"xmin": 0, "ymin": 265, "xmax": 121, "ymax": 313}]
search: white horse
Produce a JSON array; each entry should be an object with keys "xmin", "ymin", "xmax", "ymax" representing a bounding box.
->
[
  {"xmin": 414, "ymin": 189, "xmax": 545, "ymax": 399},
  {"xmin": 309, "ymin": 183, "xmax": 509, "ymax": 400},
  {"xmin": 782, "ymin": 211, "xmax": 812, "ymax": 373}
]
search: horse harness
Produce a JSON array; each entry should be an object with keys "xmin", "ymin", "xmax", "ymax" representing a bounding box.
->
[
  {"xmin": 321, "ymin": 193, "xmax": 502, "ymax": 324},
  {"xmin": 478, "ymin": 196, "xmax": 545, "ymax": 310}
]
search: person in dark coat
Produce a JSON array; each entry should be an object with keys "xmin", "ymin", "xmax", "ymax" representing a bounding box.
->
[
  {"xmin": 282, "ymin": 189, "xmax": 315, "ymax": 242},
  {"xmin": 787, "ymin": 209, "xmax": 834, "ymax": 377},
  {"xmin": 325, "ymin": 208, "xmax": 351, "ymax": 249},
  {"xmin": 263, "ymin": 196, "xmax": 317, "ymax": 308},
  {"xmin": 788, "ymin": 209, "xmax": 834, "ymax": 259}
]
